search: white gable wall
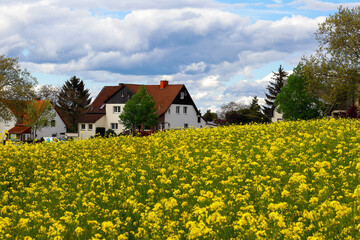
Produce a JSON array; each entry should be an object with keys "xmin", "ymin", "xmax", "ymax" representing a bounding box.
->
[
  {"xmin": 35, "ymin": 109, "xmax": 68, "ymax": 139},
  {"xmin": 0, "ymin": 112, "xmax": 17, "ymax": 139},
  {"xmin": 164, "ymin": 104, "xmax": 206, "ymax": 129}
]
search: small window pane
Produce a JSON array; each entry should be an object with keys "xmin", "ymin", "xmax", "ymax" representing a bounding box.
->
[
  {"xmin": 89, "ymin": 124, "xmax": 93, "ymax": 130},
  {"xmin": 113, "ymin": 106, "xmax": 121, "ymax": 113}
]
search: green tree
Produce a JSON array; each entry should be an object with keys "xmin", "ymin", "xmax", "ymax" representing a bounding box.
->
[
  {"xmin": 218, "ymin": 101, "xmax": 248, "ymax": 119},
  {"xmin": 263, "ymin": 65, "xmax": 288, "ymax": 117},
  {"xmin": 303, "ymin": 6, "xmax": 360, "ymax": 112},
  {"xmin": 58, "ymin": 76, "xmax": 91, "ymax": 132},
  {"xmin": 0, "ymin": 55, "xmax": 37, "ymax": 120},
  {"xmin": 24, "ymin": 99, "xmax": 56, "ymax": 139},
  {"xmin": 274, "ymin": 65, "xmax": 324, "ymax": 120},
  {"xmin": 119, "ymin": 86, "xmax": 158, "ymax": 133},
  {"xmin": 203, "ymin": 109, "xmax": 218, "ymax": 122},
  {"xmin": 249, "ymin": 96, "xmax": 261, "ymax": 113}
]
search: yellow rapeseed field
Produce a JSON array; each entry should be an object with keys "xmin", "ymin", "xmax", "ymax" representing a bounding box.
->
[{"xmin": 1, "ymin": 118, "xmax": 360, "ymax": 239}]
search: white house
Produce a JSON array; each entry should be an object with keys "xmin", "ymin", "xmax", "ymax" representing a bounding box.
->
[
  {"xmin": 0, "ymin": 108, "xmax": 17, "ymax": 140},
  {"xmin": 78, "ymin": 80, "xmax": 208, "ymax": 139},
  {"xmin": 0, "ymin": 100, "xmax": 69, "ymax": 142}
]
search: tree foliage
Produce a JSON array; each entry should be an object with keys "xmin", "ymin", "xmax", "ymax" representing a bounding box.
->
[
  {"xmin": 58, "ymin": 76, "xmax": 91, "ymax": 132},
  {"xmin": 263, "ymin": 65, "xmax": 288, "ymax": 117},
  {"xmin": 218, "ymin": 101, "xmax": 248, "ymax": 120},
  {"xmin": 303, "ymin": 6, "xmax": 360, "ymax": 112},
  {"xmin": 119, "ymin": 86, "xmax": 158, "ymax": 132},
  {"xmin": 202, "ymin": 109, "xmax": 218, "ymax": 122},
  {"xmin": 249, "ymin": 96, "xmax": 261, "ymax": 113},
  {"xmin": 0, "ymin": 55, "xmax": 37, "ymax": 120},
  {"xmin": 223, "ymin": 96, "xmax": 270, "ymax": 125},
  {"xmin": 36, "ymin": 85, "xmax": 60, "ymax": 104},
  {"xmin": 24, "ymin": 99, "xmax": 56, "ymax": 138},
  {"xmin": 274, "ymin": 65, "xmax": 324, "ymax": 120}
]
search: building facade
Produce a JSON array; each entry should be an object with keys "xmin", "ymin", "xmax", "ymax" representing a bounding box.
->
[{"xmin": 78, "ymin": 81, "xmax": 208, "ymax": 139}]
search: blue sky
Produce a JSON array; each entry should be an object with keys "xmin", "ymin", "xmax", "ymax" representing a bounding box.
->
[{"xmin": 1, "ymin": 0, "xmax": 359, "ymax": 112}]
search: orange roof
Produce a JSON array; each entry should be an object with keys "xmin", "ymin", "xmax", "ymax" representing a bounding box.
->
[
  {"xmin": 86, "ymin": 82, "xmax": 185, "ymax": 116},
  {"xmin": 8, "ymin": 126, "xmax": 31, "ymax": 134},
  {"xmin": 87, "ymin": 86, "xmax": 120, "ymax": 113},
  {"xmin": 125, "ymin": 84, "xmax": 184, "ymax": 116}
]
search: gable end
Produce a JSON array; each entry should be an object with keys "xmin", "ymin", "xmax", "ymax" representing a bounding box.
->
[{"xmin": 105, "ymin": 86, "xmax": 135, "ymax": 104}]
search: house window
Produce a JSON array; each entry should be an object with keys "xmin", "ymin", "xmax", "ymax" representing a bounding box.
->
[
  {"xmin": 51, "ymin": 120, "xmax": 56, "ymax": 127},
  {"xmin": 184, "ymin": 123, "xmax": 188, "ymax": 128},
  {"xmin": 121, "ymin": 92, "xmax": 124, "ymax": 98},
  {"xmin": 168, "ymin": 108, "xmax": 171, "ymax": 114},
  {"xmin": 127, "ymin": 93, "xmax": 131, "ymax": 99},
  {"xmin": 198, "ymin": 116, "xmax": 201, "ymax": 123},
  {"xmin": 4, "ymin": 120, "xmax": 10, "ymax": 127},
  {"xmin": 52, "ymin": 133, "xmax": 57, "ymax": 137},
  {"xmin": 111, "ymin": 123, "xmax": 118, "ymax": 130},
  {"xmin": 180, "ymin": 92, "xmax": 185, "ymax": 99},
  {"xmin": 183, "ymin": 107, "xmax": 187, "ymax": 114},
  {"xmin": 81, "ymin": 124, "xmax": 86, "ymax": 131},
  {"xmin": 88, "ymin": 124, "xmax": 93, "ymax": 131},
  {"xmin": 44, "ymin": 120, "xmax": 48, "ymax": 127},
  {"xmin": 113, "ymin": 106, "xmax": 121, "ymax": 113},
  {"xmin": 176, "ymin": 106, "xmax": 180, "ymax": 114}
]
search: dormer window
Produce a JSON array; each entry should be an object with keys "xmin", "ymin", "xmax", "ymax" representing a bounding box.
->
[{"xmin": 180, "ymin": 92, "xmax": 185, "ymax": 99}]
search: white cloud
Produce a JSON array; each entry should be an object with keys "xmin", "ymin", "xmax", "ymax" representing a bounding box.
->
[
  {"xmin": 290, "ymin": 0, "xmax": 360, "ymax": 10},
  {"xmin": 192, "ymin": 92, "xmax": 208, "ymax": 101},
  {"xmin": 200, "ymin": 75, "xmax": 221, "ymax": 89},
  {"xmin": 0, "ymin": 0, "xmax": 351, "ymax": 111}
]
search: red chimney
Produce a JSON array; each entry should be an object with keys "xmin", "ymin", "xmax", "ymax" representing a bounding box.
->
[{"xmin": 160, "ymin": 80, "xmax": 168, "ymax": 89}]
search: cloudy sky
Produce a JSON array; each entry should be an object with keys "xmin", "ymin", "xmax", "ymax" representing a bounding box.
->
[{"xmin": 1, "ymin": 0, "xmax": 359, "ymax": 112}]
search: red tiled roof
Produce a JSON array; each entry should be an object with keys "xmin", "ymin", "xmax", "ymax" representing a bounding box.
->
[
  {"xmin": 78, "ymin": 113, "xmax": 105, "ymax": 123},
  {"xmin": 85, "ymin": 83, "xmax": 184, "ymax": 117},
  {"xmin": 126, "ymin": 84, "xmax": 184, "ymax": 116},
  {"xmin": 8, "ymin": 126, "xmax": 31, "ymax": 134},
  {"xmin": 87, "ymin": 86, "xmax": 120, "ymax": 113}
]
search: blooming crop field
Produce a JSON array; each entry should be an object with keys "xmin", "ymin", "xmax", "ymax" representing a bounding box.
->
[{"xmin": 1, "ymin": 118, "xmax": 360, "ymax": 239}]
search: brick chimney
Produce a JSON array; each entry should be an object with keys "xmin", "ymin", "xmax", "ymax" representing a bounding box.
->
[{"xmin": 160, "ymin": 80, "xmax": 169, "ymax": 89}]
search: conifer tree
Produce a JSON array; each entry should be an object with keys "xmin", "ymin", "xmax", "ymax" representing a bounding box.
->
[
  {"xmin": 58, "ymin": 76, "xmax": 91, "ymax": 132},
  {"xmin": 263, "ymin": 65, "xmax": 288, "ymax": 117}
]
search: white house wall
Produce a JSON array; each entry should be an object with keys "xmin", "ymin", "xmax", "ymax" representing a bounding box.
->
[
  {"xmin": 35, "ymin": 109, "xmax": 67, "ymax": 139},
  {"xmin": 105, "ymin": 103, "xmax": 126, "ymax": 134},
  {"xmin": 164, "ymin": 104, "xmax": 206, "ymax": 129},
  {"xmin": 78, "ymin": 115, "xmax": 106, "ymax": 139},
  {"xmin": 0, "ymin": 113, "xmax": 16, "ymax": 139},
  {"xmin": 271, "ymin": 109, "xmax": 283, "ymax": 122}
]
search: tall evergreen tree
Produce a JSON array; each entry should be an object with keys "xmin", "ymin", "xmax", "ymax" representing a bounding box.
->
[
  {"xmin": 58, "ymin": 76, "xmax": 91, "ymax": 132},
  {"xmin": 263, "ymin": 65, "xmax": 288, "ymax": 117}
]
